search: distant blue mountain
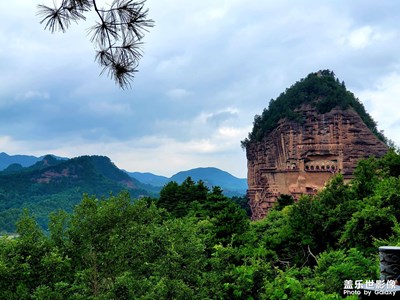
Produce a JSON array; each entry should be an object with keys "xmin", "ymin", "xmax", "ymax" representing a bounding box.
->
[
  {"xmin": 0, "ymin": 152, "xmax": 68, "ymax": 171},
  {"xmin": 129, "ymin": 167, "xmax": 247, "ymax": 197},
  {"xmin": 170, "ymin": 167, "xmax": 247, "ymax": 195},
  {"xmin": 0, "ymin": 152, "xmax": 41, "ymax": 170},
  {"xmin": 126, "ymin": 172, "xmax": 169, "ymax": 187}
]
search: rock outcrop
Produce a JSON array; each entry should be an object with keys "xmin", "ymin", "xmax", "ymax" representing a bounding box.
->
[{"xmin": 245, "ymin": 72, "xmax": 388, "ymax": 220}]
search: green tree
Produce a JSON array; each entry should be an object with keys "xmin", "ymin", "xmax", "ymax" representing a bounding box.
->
[
  {"xmin": 340, "ymin": 205, "xmax": 396, "ymax": 253},
  {"xmin": 206, "ymin": 192, "xmax": 250, "ymax": 246},
  {"xmin": 379, "ymin": 148, "xmax": 400, "ymax": 177},
  {"xmin": 370, "ymin": 177, "xmax": 400, "ymax": 220},
  {"xmin": 312, "ymin": 175, "xmax": 361, "ymax": 249},
  {"xmin": 231, "ymin": 195, "xmax": 251, "ymax": 216},
  {"xmin": 65, "ymin": 192, "xmax": 208, "ymax": 298},
  {"xmin": 352, "ymin": 156, "xmax": 382, "ymax": 199},
  {"xmin": 158, "ymin": 177, "xmax": 209, "ymax": 218},
  {"xmin": 0, "ymin": 210, "xmax": 72, "ymax": 299},
  {"xmin": 274, "ymin": 194, "xmax": 294, "ymax": 211},
  {"xmin": 313, "ymin": 248, "xmax": 377, "ymax": 295}
]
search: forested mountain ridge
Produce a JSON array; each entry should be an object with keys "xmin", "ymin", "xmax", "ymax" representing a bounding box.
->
[
  {"xmin": 0, "ymin": 155, "xmax": 246, "ymax": 232},
  {"xmin": 0, "ymin": 155, "xmax": 147, "ymax": 190},
  {"xmin": 0, "ymin": 155, "xmax": 151, "ymax": 232},
  {"xmin": 1, "ymin": 152, "xmax": 247, "ymax": 196},
  {"xmin": 242, "ymin": 70, "xmax": 386, "ymax": 147}
]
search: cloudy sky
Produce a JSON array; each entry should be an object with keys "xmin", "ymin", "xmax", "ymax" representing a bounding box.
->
[{"xmin": 0, "ymin": 1, "xmax": 399, "ymax": 178}]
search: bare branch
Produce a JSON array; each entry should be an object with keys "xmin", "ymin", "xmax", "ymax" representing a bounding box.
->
[{"xmin": 307, "ymin": 245, "xmax": 318, "ymax": 263}]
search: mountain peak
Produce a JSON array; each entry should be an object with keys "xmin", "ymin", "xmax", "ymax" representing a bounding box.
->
[
  {"xmin": 0, "ymin": 154, "xmax": 151, "ymax": 232},
  {"xmin": 242, "ymin": 70, "xmax": 386, "ymax": 147},
  {"xmin": 245, "ymin": 70, "xmax": 389, "ymax": 220},
  {"xmin": 41, "ymin": 154, "xmax": 60, "ymax": 166},
  {"xmin": 128, "ymin": 167, "xmax": 247, "ymax": 197},
  {"xmin": 169, "ymin": 167, "xmax": 247, "ymax": 195}
]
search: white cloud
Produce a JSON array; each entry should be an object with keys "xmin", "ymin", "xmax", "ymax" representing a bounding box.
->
[
  {"xmin": 344, "ymin": 26, "xmax": 394, "ymax": 49},
  {"xmin": 16, "ymin": 90, "xmax": 50, "ymax": 101},
  {"xmin": 0, "ymin": 136, "xmax": 25, "ymax": 153},
  {"xmin": 356, "ymin": 72, "xmax": 400, "ymax": 145},
  {"xmin": 166, "ymin": 88, "xmax": 192, "ymax": 99},
  {"xmin": 205, "ymin": 108, "xmax": 239, "ymax": 126},
  {"xmin": 1, "ymin": 0, "xmax": 400, "ymax": 178},
  {"xmin": 80, "ymin": 101, "xmax": 132, "ymax": 116},
  {"xmin": 155, "ymin": 54, "xmax": 191, "ymax": 75},
  {"xmin": 348, "ymin": 26, "xmax": 374, "ymax": 49},
  {"xmin": 217, "ymin": 126, "xmax": 249, "ymax": 140}
]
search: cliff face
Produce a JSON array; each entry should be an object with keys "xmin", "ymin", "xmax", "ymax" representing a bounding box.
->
[{"xmin": 246, "ymin": 105, "xmax": 388, "ymax": 220}]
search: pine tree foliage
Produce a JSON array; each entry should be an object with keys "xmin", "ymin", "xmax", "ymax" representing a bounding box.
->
[
  {"xmin": 37, "ymin": 0, "xmax": 154, "ymax": 88},
  {"xmin": 242, "ymin": 70, "xmax": 386, "ymax": 147}
]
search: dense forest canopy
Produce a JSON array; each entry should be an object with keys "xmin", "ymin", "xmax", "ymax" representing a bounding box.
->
[
  {"xmin": 242, "ymin": 70, "xmax": 386, "ymax": 148},
  {"xmin": 1, "ymin": 149, "xmax": 400, "ymax": 298}
]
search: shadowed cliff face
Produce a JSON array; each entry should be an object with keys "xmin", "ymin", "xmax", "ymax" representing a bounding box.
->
[{"xmin": 246, "ymin": 105, "xmax": 388, "ymax": 220}]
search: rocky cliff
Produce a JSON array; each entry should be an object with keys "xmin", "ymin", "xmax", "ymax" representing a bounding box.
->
[{"xmin": 245, "ymin": 71, "xmax": 388, "ymax": 220}]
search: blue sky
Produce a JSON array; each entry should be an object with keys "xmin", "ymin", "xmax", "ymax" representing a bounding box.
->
[{"xmin": 0, "ymin": 1, "xmax": 399, "ymax": 178}]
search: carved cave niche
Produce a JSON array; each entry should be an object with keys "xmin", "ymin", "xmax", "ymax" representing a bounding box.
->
[
  {"xmin": 304, "ymin": 157, "xmax": 338, "ymax": 172},
  {"xmin": 286, "ymin": 159, "xmax": 298, "ymax": 170},
  {"xmin": 305, "ymin": 186, "xmax": 318, "ymax": 194}
]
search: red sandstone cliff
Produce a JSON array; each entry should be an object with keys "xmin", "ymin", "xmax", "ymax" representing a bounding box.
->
[{"xmin": 246, "ymin": 105, "xmax": 388, "ymax": 220}]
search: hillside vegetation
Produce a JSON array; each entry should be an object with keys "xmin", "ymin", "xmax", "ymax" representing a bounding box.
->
[
  {"xmin": 1, "ymin": 149, "xmax": 400, "ymax": 298},
  {"xmin": 0, "ymin": 155, "xmax": 151, "ymax": 232},
  {"xmin": 0, "ymin": 154, "xmax": 248, "ymax": 233},
  {"xmin": 242, "ymin": 70, "xmax": 386, "ymax": 147}
]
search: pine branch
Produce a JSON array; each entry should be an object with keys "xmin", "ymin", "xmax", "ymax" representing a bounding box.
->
[{"xmin": 38, "ymin": 0, "xmax": 154, "ymax": 89}]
